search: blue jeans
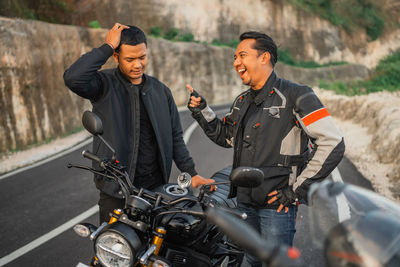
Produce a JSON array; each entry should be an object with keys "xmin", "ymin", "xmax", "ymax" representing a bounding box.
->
[{"xmin": 237, "ymin": 202, "xmax": 298, "ymax": 267}]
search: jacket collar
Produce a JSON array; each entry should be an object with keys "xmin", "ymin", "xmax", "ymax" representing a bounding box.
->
[
  {"xmin": 253, "ymin": 71, "xmax": 278, "ymax": 105},
  {"xmin": 115, "ymin": 68, "xmax": 151, "ymax": 92}
]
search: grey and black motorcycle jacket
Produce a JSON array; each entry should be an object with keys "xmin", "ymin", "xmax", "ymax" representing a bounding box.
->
[
  {"xmin": 191, "ymin": 71, "xmax": 345, "ymax": 206},
  {"xmin": 64, "ymin": 44, "xmax": 197, "ymax": 198}
]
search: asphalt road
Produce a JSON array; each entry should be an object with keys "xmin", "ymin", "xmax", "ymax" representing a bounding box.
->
[{"xmin": 0, "ymin": 106, "xmax": 373, "ymax": 267}]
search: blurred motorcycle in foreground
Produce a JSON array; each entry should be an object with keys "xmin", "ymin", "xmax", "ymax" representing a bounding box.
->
[{"xmin": 207, "ymin": 180, "xmax": 400, "ymax": 267}]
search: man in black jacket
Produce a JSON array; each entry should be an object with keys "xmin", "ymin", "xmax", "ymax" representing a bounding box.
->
[
  {"xmin": 64, "ymin": 23, "xmax": 213, "ymax": 223},
  {"xmin": 187, "ymin": 31, "xmax": 345, "ymax": 266}
]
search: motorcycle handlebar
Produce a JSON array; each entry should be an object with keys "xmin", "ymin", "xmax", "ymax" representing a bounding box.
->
[{"xmin": 82, "ymin": 150, "xmax": 102, "ymax": 164}]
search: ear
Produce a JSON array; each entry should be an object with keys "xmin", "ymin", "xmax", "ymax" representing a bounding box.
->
[
  {"xmin": 112, "ymin": 52, "xmax": 119, "ymax": 64},
  {"xmin": 261, "ymin": 52, "xmax": 271, "ymax": 65}
]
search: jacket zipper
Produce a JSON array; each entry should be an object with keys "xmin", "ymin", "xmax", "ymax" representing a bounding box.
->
[{"xmin": 129, "ymin": 84, "xmax": 140, "ymax": 182}]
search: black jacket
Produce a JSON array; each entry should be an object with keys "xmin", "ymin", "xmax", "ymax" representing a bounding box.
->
[
  {"xmin": 192, "ymin": 72, "xmax": 345, "ymax": 206},
  {"xmin": 64, "ymin": 44, "xmax": 196, "ymax": 198}
]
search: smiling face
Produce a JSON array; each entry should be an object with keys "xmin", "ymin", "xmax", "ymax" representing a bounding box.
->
[
  {"xmin": 113, "ymin": 43, "xmax": 148, "ymax": 84},
  {"xmin": 233, "ymin": 39, "xmax": 272, "ymax": 90}
]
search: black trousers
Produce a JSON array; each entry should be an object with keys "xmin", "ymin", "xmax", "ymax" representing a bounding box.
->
[{"xmin": 98, "ymin": 192, "xmax": 125, "ymax": 223}]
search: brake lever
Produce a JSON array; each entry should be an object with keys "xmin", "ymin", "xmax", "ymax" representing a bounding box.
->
[
  {"xmin": 67, "ymin": 161, "xmax": 130, "ymax": 202},
  {"xmin": 67, "ymin": 163, "xmax": 116, "ymax": 180},
  {"xmin": 198, "ymin": 181, "xmax": 229, "ymax": 202},
  {"xmin": 67, "ymin": 163, "xmax": 93, "ymax": 171}
]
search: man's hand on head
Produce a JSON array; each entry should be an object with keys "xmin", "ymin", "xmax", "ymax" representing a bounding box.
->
[
  {"xmin": 191, "ymin": 175, "xmax": 216, "ymax": 191},
  {"xmin": 106, "ymin": 23, "xmax": 130, "ymax": 50},
  {"xmin": 186, "ymin": 84, "xmax": 207, "ymax": 113}
]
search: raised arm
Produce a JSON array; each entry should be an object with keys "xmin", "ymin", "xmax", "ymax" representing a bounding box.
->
[
  {"xmin": 187, "ymin": 84, "xmax": 234, "ymax": 148},
  {"xmin": 63, "ymin": 23, "xmax": 129, "ymax": 101}
]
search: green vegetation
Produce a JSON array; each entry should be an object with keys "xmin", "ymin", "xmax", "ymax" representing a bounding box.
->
[
  {"xmin": 88, "ymin": 20, "xmax": 101, "ymax": 29},
  {"xmin": 150, "ymin": 27, "xmax": 345, "ymax": 68},
  {"xmin": 149, "ymin": 26, "xmax": 240, "ymax": 48},
  {"xmin": 211, "ymin": 39, "xmax": 239, "ymax": 49},
  {"xmin": 6, "ymin": 126, "xmax": 85, "ymax": 155},
  {"xmin": 150, "ymin": 27, "xmax": 194, "ymax": 42},
  {"xmin": 62, "ymin": 126, "xmax": 84, "ymax": 137},
  {"xmin": 320, "ymin": 50, "xmax": 400, "ymax": 95},
  {"xmin": 180, "ymin": 33, "xmax": 195, "ymax": 42},
  {"xmin": 278, "ymin": 48, "xmax": 347, "ymax": 68},
  {"xmin": 149, "ymin": 26, "xmax": 162, "ymax": 37},
  {"xmin": 0, "ymin": 0, "xmax": 73, "ymax": 24},
  {"xmin": 164, "ymin": 28, "xmax": 179, "ymax": 40},
  {"xmin": 287, "ymin": 0, "xmax": 386, "ymax": 41},
  {"xmin": 149, "ymin": 26, "xmax": 239, "ymax": 48}
]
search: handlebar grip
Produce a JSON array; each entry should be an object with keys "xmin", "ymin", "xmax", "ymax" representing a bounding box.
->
[{"xmin": 82, "ymin": 150, "xmax": 102, "ymax": 164}]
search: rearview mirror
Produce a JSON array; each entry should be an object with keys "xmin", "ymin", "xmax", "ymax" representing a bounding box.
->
[
  {"xmin": 81, "ymin": 111, "xmax": 116, "ymax": 161},
  {"xmin": 230, "ymin": 167, "xmax": 264, "ymax": 187},
  {"xmin": 82, "ymin": 111, "xmax": 103, "ymax": 136}
]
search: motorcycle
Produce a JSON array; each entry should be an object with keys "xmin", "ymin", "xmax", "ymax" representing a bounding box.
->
[
  {"xmin": 207, "ymin": 180, "xmax": 400, "ymax": 267},
  {"xmin": 68, "ymin": 110, "xmax": 266, "ymax": 267}
]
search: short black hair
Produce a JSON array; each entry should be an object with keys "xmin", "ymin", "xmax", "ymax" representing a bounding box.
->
[
  {"xmin": 239, "ymin": 31, "xmax": 278, "ymax": 67},
  {"xmin": 116, "ymin": 25, "xmax": 147, "ymax": 52}
]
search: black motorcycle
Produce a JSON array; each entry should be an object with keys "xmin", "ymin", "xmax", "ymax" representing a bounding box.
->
[{"xmin": 68, "ymin": 110, "xmax": 265, "ymax": 267}]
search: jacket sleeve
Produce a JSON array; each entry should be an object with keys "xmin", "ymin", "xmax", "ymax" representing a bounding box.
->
[
  {"xmin": 292, "ymin": 86, "xmax": 345, "ymax": 200},
  {"xmin": 166, "ymin": 88, "xmax": 198, "ymax": 176},
  {"xmin": 191, "ymin": 103, "xmax": 235, "ymax": 148},
  {"xmin": 63, "ymin": 44, "xmax": 114, "ymax": 101}
]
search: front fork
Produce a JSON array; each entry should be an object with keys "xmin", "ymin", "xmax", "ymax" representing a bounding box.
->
[{"xmin": 141, "ymin": 226, "xmax": 167, "ymax": 267}]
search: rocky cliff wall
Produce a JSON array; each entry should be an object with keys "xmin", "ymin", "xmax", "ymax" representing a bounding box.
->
[
  {"xmin": 65, "ymin": 0, "xmax": 400, "ymax": 68},
  {"xmin": 0, "ymin": 17, "xmax": 370, "ymax": 153}
]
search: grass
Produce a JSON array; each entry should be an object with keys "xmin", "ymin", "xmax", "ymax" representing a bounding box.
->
[
  {"xmin": 150, "ymin": 27, "xmax": 195, "ymax": 42},
  {"xmin": 150, "ymin": 27, "xmax": 346, "ymax": 68},
  {"xmin": 88, "ymin": 20, "xmax": 101, "ymax": 29},
  {"xmin": 211, "ymin": 39, "xmax": 239, "ymax": 49},
  {"xmin": 278, "ymin": 48, "xmax": 347, "ymax": 68},
  {"xmin": 319, "ymin": 50, "xmax": 400, "ymax": 95},
  {"xmin": 150, "ymin": 27, "xmax": 238, "ymax": 48},
  {"xmin": 4, "ymin": 126, "xmax": 84, "ymax": 155},
  {"xmin": 0, "ymin": 0, "xmax": 74, "ymax": 24},
  {"xmin": 149, "ymin": 26, "xmax": 162, "ymax": 37},
  {"xmin": 287, "ymin": 0, "xmax": 386, "ymax": 41}
]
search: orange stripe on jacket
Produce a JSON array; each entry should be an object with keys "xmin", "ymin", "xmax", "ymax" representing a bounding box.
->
[{"xmin": 302, "ymin": 108, "xmax": 330, "ymax": 126}]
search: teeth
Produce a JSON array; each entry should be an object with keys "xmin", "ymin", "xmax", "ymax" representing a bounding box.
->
[{"xmin": 238, "ymin": 69, "xmax": 246, "ymax": 73}]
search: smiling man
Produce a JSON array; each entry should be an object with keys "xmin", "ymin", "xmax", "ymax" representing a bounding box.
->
[
  {"xmin": 64, "ymin": 23, "xmax": 213, "ymax": 223},
  {"xmin": 187, "ymin": 31, "xmax": 345, "ymax": 266}
]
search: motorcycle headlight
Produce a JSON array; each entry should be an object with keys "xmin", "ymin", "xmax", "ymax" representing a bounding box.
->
[{"xmin": 95, "ymin": 232, "xmax": 133, "ymax": 267}]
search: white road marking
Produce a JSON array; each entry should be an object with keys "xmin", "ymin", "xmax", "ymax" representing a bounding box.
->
[
  {"xmin": 0, "ymin": 205, "xmax": 98, "ymax": 267},
  {"xmin": 183, "ymin": 121, "xmax": 198, "ymax": 144},
  {"xmin": 0, "ymin": 138, "xmax": 93, "ymax": 181},
  {"xmin": 331, "ymin": 168, "xmax": 351, "ymax": 222},
  {"xmin": 76, "ymin": 263, "xmax": 89, "ymax": 267}
]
